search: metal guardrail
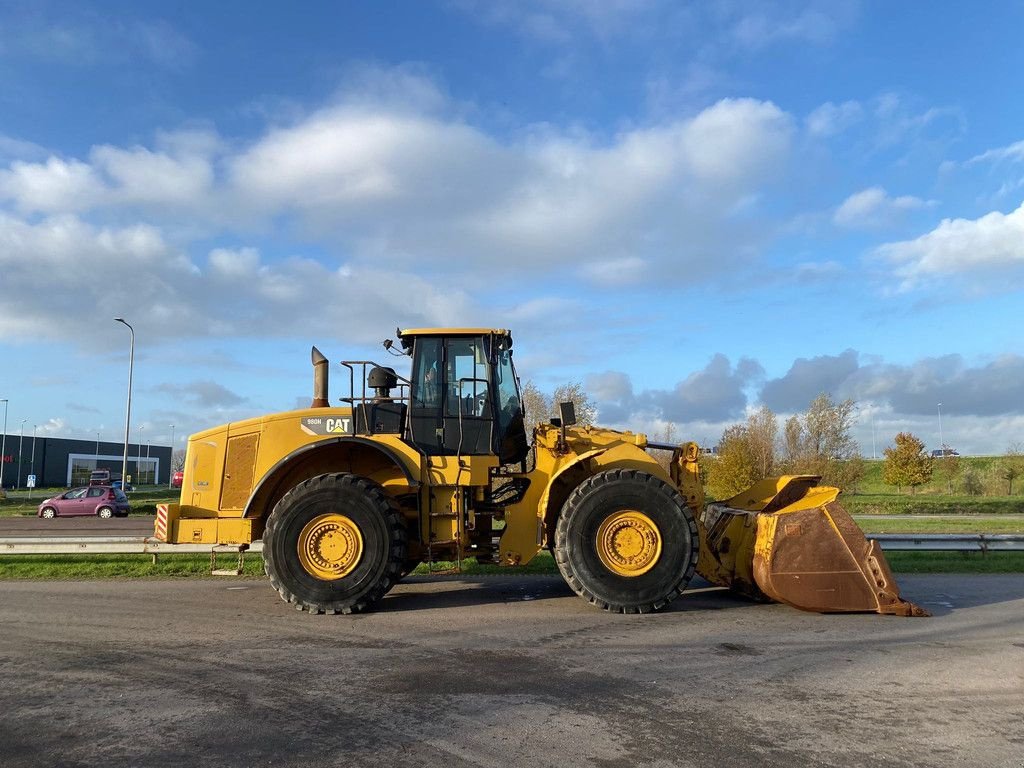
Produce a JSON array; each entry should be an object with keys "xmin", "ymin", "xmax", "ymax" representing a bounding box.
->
[
  {"xmin": 0, "ymin": 535, "xmax": 1021, "ymax": 555},
  {"xmin": 0, "ymin": 537, "xmax": 263, "ymax": 555},
  {"xmin": 870, "ymin": 534, "xmax": 1024, "ymax": 553}
]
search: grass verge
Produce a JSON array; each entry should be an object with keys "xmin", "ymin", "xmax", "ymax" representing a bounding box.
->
[
  {"xmin": 844, "ymin": 494, "xmax": 1024, "ymax": 515},
  {"xmin": 854, "ymin": 516, "xmax": 1024, "ymax": 534}
]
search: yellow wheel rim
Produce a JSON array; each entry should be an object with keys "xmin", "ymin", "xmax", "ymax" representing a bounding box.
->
[
  {"xmin": 596, "ymin": 510, "xmax": 662, "ymax": 577},
  {"xmin": 297, "ymin": 513, "xmax": 363, "ymax": 580}
]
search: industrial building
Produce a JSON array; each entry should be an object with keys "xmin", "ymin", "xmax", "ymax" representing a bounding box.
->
[{"xmin": 0, "ymin": 435, "xmax": 172, "ymax": 490}]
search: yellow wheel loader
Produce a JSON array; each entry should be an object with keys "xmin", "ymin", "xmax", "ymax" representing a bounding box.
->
[{"xmin": 157, "ymin": 328, "xmax": 927, "ymax": 617}]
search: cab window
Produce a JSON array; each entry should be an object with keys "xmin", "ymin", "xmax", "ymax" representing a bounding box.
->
[{"xmin": 446, "ymin": 337, "xmax": 488, "ymax": 417}]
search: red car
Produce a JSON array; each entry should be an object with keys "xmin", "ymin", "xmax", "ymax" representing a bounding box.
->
[
  {"xmin": 38, "ymin": 486, "xmax": 131, "ymax": 519},
  {"xmin": 171, "ymin": 470, "xmax": 183, "ymax": 488}
]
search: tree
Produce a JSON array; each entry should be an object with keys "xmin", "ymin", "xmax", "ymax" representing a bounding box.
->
[
  {"xmin": 831, "ymin": 454, "xmax": 867, "ymax": 494},
  {"xmin": 882, "ymin": 432, "xmax": 933, "ymax": 494},
  {"xmin": 934, "ymin": 453, "xmax": 962, "ymax": 495},
  {"xmin": 996, "ymin": 444, "xmax": 1024, "ymax": 495},
  {"xmin": 802, "ymin": 393, "xmax": 858, "ymax": 465},
  {"xmin": 172, "ymin": 449, "xmax": 186, "ymax": 472},
  {"xmin": 962, "ymin": 468, "xmax": 983, "ymax": 496},
  {"xmin": 520, "ymin": 380, "xmax": 596, "ymax": 428},
  {"xmin": 779, "ymin": 394, "xmax": 861, "ymax": 487},
  {"xmin": 705, "ymin": 424, "xmax": 757, "ymax": 500},
  {"xmin": 746, "ymin": 405, "xmax": 777, "ymax": 479},
  {"xmin": 520, "ymin": 380, "xmax": 549, "ymax": 429},
  {"xmin": 782, "ymin": 415, "xmax": 803, "ymax": 464}
]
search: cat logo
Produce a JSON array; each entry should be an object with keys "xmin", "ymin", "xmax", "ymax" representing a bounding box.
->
[{"xmin": 300, "ymin": 416, "xmax": 352, "ymax": 436}]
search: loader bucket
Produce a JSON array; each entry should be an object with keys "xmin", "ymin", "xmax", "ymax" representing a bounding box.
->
[{"xmin": 697, "ymin": 476, "xmax": 929, "ymax": 617}]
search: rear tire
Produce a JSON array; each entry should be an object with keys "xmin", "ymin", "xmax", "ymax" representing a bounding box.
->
[
  {"xmin": 97, "ymin": 506, "xmax": 114, "ymax": 519},
  {"xmin": 263, "ymin": 473, "xmax": 407, "ymax": 614},
  {"xmin": 554, "ymin": 469, "xmax": 698, "ymax": 614}
]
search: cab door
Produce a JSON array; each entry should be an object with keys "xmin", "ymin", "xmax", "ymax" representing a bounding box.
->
[{"xmin": 408, "ymin": 335, "xmax": 494, "ymax": 456}]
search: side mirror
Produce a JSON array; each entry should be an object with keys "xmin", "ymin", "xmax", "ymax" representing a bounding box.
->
[{"xmin": 558, "ymin": 401, "xmax": 577, "ymax": 427}]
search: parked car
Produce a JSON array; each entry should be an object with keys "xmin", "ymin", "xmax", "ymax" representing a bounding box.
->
[
  {"xmin": 89, "ymin": 469, "xmax": 111, "ymax": 486},
  {"xmin": 111, "ymin": 480, "xmax": 134, "ymax": 492},
  {"xmin": 171, "ymin": 470, "xmax": 183, "ymax": 488},
  {"xmin": 38, "ymin": 486, "xmax": 131, "ymax": 519}
]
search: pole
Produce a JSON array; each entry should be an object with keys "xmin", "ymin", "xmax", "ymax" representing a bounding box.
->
[
  {"xmin": 937, "ymin": 402, "xmax": 944, "ymax": 456},
  {"xmin": 29, "ymin": 425, "xmax": 36, "ymax": 502},
  {"xmin": 168, "ymin": 424, "xmax": 175, "ymax": 488},
  {"xmin": 871, "ymin": 416, "xmax": 876, "ymax": 460},
  {"xmin": 17, "ymin": 420, "xmax": 25, "ymax": 490},
  {"xmin": 115, "ymin": 318, "xmax": 134, "ymax": 495},
  {"xmin": 95, "ymin": 432, "xmax": 100, "ymax": 463},
  {"xmin": 0, "ymin": 398, "xmax": 7, "ymax": 491}
]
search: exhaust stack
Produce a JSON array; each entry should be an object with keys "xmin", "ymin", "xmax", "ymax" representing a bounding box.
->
[{"xmin": 311, "ymin": 346, "xmax": 329, "ymax": 408}]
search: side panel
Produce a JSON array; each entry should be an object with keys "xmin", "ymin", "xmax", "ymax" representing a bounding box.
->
[
  {"xmin": 174, "ymin": 410, "xmax": 425, "ymax": 546},
  {"xmin": 220, "ymin": 433, "xmax": 260, "ymax": 510}
]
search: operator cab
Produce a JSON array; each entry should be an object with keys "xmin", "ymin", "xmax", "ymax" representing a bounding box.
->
[{"xmin": 398, "ymin": 328, "xmax": 528, "ymax": 464}]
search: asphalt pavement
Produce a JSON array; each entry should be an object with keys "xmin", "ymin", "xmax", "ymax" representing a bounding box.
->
[{"xmin": 1, "ymin": 573, "xmax": 1022, "ymax": 767}]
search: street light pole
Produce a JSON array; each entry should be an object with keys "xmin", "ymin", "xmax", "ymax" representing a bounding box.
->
[
  {"xmin": 937, "ymin": 402, "xmax": 944, "ymax": 456},
  {"xmin": 0, "ymin": 398, "xmax": 7, "ymax": 491},
  {"xmin": 17, "ymin": 419, "xmax": 26, "ymax": 490},
  {"xmin": 115, "ymin": 318, "xmax": 134, "ymax": 494},
  {"xmin": 29, "ymin": 424, "xmax": 36, "ymax": 501},
  {"xmin": 168, "ymin": 424, "xmax": 175, "ymax": 488}
]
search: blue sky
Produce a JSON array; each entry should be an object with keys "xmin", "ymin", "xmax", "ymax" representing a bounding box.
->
[{"xmin": 1, "ymin": 0, "xmax": 1022, "ymax": 459}]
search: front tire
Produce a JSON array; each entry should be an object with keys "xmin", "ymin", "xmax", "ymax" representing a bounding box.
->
[
  {"xmin": 263, "ymin": 473, "xmax": 407, "ymax": 614},
  {"xmin": 555, "ymin": 469, "xmax": 698, "ymax": 614},
  {"xmin": 40, "ymin": 507, "xmax": 57, "ymax": 519}
]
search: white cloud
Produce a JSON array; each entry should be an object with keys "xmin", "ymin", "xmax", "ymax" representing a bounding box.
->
[
  {"xmin": 876, "ymin": 201, "xmax": 1024, "ymax": 291},
  {"xmin": 966, "ymin": 139, "xmax": 1024, "ymax": 166},
  {"xmin": 806, "ymin": 100, "xmax": 863, "ymax": 137},
  {"xmin": 208, "ymin": 247, "xmax": 261, "ymax": 279},
  {"xmin": 731, "ymin": 7, "xmax": 845, "ymax": 48},
  {"xmin": 1, "ymin": 82, "xmax": 794, "ymax": 286},
  {"xmin": 872, "ymin": 92, "xmax": 965, "ymax": 150},
  {"xmin": 583, "ymin": 257, "xmax": 648, "ymax": 286},
  {"xmin": 91, "ymin": 144, "xmax": 214, "ymax": 207},
  {"xmin": 0, "ymin": 135, "xmax": 216, "ymax": 215},
  {"xmin": 453, "ymin": 0, "xmax": 663, "ymax": 44},
  {"xmin": 833, "ymin": 187, "xmax": 935, "ymax": 229},
  {"xmin": 0, "ymin": 156, "xmax": 103, "ymax": 213},
  {"xmin": 131, "ymin": 20, "xmax": 198, "ymax": 71}
]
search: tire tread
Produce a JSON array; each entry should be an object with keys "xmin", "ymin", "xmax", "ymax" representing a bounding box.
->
[
  {"xmin": 554, "ymin": 468, "xmax": 698, "ymax": 614},
  {"xmin": 263, "ymin": 472, "xmax": 406, "ymax": 615}
]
